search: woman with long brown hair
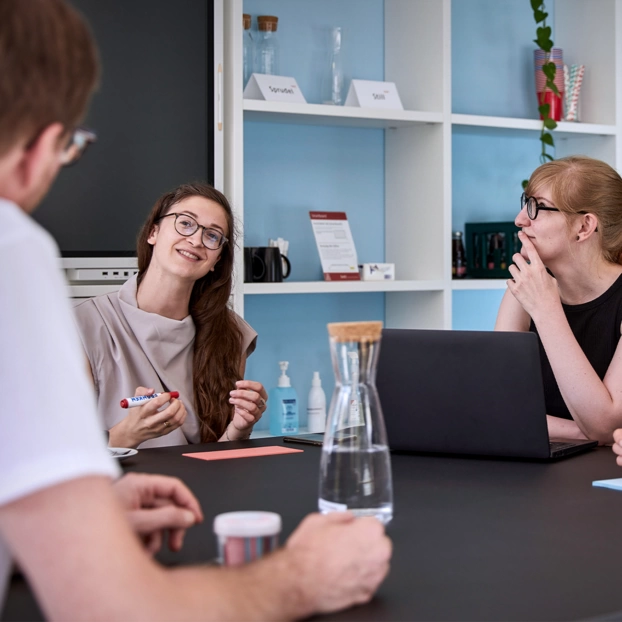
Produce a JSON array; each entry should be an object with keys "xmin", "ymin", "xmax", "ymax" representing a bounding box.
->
[
  {"xmin": 495, "ymin": 155, "xmax": 622, "ymax": 445},
  {"xmin": 74, "ymin": 182, "xmax": 266, "ymax": 448}
]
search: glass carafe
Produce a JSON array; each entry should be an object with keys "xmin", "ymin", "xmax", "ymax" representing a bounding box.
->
[
  {"xmin": 321, "ymin": 27, "xmax": 344, "ymax": 105},
  {"xmin": 319, "ymin": 321, "xmax": 393, "ymax": 525}
]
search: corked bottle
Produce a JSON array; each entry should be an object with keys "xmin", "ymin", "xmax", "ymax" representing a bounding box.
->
[
  {"xmin": 242, "ymin": 13, "xmax": 254, "ymax": 88},
  {"xmin": 318, "ymin": 321, "xmax": 393, "ymax": 525},
  {"xmin": 256, "ymin": 15, "xmax": 279, "ymax": 76}
]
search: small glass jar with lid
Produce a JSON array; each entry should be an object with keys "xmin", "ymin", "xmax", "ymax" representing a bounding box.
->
[{"xmin": 256, "ymin": 15, "xmax": 279, "ymax": 76}]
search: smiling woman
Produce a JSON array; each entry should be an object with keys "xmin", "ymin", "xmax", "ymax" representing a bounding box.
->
[
  {"xmin": 73, "ymin": 182, "xmax": 268, "ymax": 449},
  {"xmin": 495, "ymin": 156, "xmax": 622, "ymax": 445}
]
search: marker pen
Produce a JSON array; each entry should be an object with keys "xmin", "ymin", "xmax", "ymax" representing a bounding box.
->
[{"xmin": 120, "ymin": 391, "xmax": 179, "ymax": 409}]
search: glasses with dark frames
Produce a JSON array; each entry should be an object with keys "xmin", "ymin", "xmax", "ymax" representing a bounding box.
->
[
  {"xmin": 520, "ymin": 192, "xmax": 560, "ymax": 220},
  {"xmin": 157, "ymin": 212, "xmax": 228, "ymax": 250}
]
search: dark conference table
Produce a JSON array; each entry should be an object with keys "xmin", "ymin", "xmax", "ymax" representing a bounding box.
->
[{"xmin": 5, "ymin": 438, "xmax": 622, "ymax": 621}]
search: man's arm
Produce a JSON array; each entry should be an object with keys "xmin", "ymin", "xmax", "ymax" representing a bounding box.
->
[{"xmin": 0, "ymin": 476, "xmax": 391, "ymax": 621}]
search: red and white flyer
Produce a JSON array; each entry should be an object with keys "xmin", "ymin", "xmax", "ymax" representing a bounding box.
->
[{"xmin": 309, "ymin": 211, "xmax": 360, "ymax": 281}]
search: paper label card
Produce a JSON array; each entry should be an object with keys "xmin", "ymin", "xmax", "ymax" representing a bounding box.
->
[
  {"xmin": 310, "ymin": 211, "xmax": 360, "ymax": 281},
  {"xmin": 243, "ymin": 74, "xmax": 307, "ymax": 103},
  {"xmin": 345, "ymin": 79, "xmax": 403, "ymax": 110}
]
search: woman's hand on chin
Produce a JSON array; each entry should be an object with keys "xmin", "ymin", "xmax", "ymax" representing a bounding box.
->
[
  {"xmin": 225, "ymin": 380, "xmax": 268, "ymax": 440},
  {"xmin": 507, "ymin": 232, "xmax": 561, "ymax": 322},
  {"xmin": 612, "ymin": 429, "xmax": 622, "ymax": 465},
  {"xmin": 108, "ymin": 386, "xmax": 187, "ymax": 448}
]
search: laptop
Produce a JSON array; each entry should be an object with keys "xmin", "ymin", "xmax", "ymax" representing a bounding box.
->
[{"xmin": 376, "ymin": 328, "xmax": 597, "ymax": 460}]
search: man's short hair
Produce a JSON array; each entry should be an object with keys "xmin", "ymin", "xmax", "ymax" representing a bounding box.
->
[{"xmin": 0, "ymin": 0, "xmax": 100, "ymax": 157}]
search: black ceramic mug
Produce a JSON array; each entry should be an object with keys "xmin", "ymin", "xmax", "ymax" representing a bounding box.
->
[{"xmin": 244, "ymin": 247, "xmax": 291, "ymax": 282}]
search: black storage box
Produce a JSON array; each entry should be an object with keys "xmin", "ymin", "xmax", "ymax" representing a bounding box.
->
[{"xmin": 465, "ymin": 222, "xmax": 520, "ymax": 279}]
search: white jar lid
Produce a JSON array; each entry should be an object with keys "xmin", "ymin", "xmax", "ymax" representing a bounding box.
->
[{"xmin": 213, "ymin": 511, "xmax": 282, "ymax": 538}]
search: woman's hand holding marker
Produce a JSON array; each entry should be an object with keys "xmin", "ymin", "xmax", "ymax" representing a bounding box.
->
[
  {"xmin": 120, "ymin": 391, "xmax": 180, "ymax": 408},
  {"xmin": 108, "ymin": 387, "xmax": 187, "ymax": 449}
]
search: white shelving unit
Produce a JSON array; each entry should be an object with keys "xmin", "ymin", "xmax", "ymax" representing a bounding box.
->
[{"xmin": 224, "ymin": 0, "xmax": 622, "ymax": 330}]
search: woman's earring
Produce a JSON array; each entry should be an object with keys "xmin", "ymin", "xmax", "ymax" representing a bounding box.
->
[{"xmin": 576, "ymin": 235, "xmax": 580, "ymax": 241}]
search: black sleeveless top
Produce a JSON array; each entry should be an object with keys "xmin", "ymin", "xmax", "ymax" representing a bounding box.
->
[{"xmin": 530, "ymin": 274, "xmax": 622, "ymax": 420}]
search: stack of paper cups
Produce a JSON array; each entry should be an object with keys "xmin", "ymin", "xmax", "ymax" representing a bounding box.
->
[
  {"xmin": 213, "ymin": 511, "xmax": 282, "ymax": 566},
  {"xmin": 534, "ymin": 48, "xmax": 564, "ymax": 121}
]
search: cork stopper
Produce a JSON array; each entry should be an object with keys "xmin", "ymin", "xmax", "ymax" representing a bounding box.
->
[
  {"xmin": 258, "ymin": 15, "xmax": 278, "ymax": 31},
  {"xmin": 243, "ymin": 13, "xmax": 251, "ymax": 30},
  {"xmin": 327, "ymin": 321, "xmax": 383, "ymax": 343}
]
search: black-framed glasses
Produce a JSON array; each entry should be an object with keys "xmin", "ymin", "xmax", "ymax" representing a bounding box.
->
[
  {"xmin": 520, "ymin": 192, "xmax": 560, "ymax": 220},
  {"xmin": 60, "ymin": 127, "xmax": 97, "ymax": 167},
  {"xmin": 157, "ymin": 212, "xmax": 228, "ymax": 250}
]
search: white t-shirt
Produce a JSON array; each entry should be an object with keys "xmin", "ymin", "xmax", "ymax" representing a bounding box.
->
[{"xmin": 0, "ymin": 198, "xmax": 120, "ymax": 606}]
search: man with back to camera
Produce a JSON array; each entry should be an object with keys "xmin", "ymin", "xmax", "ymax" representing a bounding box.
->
[{"xmin": 0, "ymin": 0, "xmax": 392, "ymax": 619}]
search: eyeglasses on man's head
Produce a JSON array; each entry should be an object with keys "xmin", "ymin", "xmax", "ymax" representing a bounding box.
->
[{"xmin": 157, "ymin": 212, "xmax": 228, "ymax": 250}]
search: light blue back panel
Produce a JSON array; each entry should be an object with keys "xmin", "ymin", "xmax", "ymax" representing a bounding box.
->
[
  {"xmin": 452, "ymin": 0, "xmax": 555, "ymax": 118},
  {"xmin": 244, "ymin": 0, "xmax": 384, "ymax": 105},
  {"xmin": 243, "ymin": 0, "xmax": 386, "ymax": 430},
  {"xmin": 245, "ymin": 294, "xmax": 385, "ymax": 430},
  {"xmin": 452, "ymin": 289, "xmax": 506, "ymax": 331},
  {"xmin": 452, "ymin": 126, "xmax": 541, "ymax": 234},
  {"xmin": 452, "ymin": 0, "xmax": 555, "ymax": 329}
]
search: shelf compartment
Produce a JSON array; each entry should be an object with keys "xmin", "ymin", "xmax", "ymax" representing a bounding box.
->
[
  {"xmin": 452, "ymin": 114, "xmax": 616, "ymax": 137},
  {"xmin": 244, "ymin": 99, "xmax": 443, "ymax": 129},
  {"xmin": 243, "ymin": 280, "xmax": 445, "ymax": 295}
]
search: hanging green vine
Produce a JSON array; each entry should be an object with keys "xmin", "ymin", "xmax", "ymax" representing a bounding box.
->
[{"xmin": 522, "ymin": 0, "xmax": 557, "ymax": 189}]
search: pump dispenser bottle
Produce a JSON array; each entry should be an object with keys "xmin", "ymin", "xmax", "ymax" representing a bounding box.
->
[
  {"xmin": 307, "ymin": 372, "xmax": 327, "ymax": 433},
  {"xmin": 269, "ymin": 361, "xmax": 299, "ymax": 435}
]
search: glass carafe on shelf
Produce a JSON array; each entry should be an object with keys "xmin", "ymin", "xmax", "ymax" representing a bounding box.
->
[
  {"xmin": 256, "ymin": 15, "xmax": 279, "ymax": 76},
  {"xmin": 319, "ymin": 321, "xmax": 393, "ymax": 525},
  {"xmin": 321, "ymin": 27, "xmax": 344, "ymax": 105},
  {"xmin": 242, "ymin": 13, "xmax": 254, "ymax": 88}
]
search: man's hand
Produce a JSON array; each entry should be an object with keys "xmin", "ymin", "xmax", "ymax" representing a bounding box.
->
[
  {"xmin": 285, "ymin": 512, "xmax": 392, "ymax": 615},
  {"xmin": 113, "ymin": 473, "xmax": 203, "ymax": 554}
]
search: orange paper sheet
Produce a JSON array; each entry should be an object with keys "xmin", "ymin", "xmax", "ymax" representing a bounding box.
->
[{"xmin": 183, "ymin": 446, "xmax": 304, "ymax": 461}]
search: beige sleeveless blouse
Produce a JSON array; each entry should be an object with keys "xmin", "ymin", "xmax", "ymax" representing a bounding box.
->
[{"xmin": 73, "ymin": 275, "xmax": 257, "ymax": 448}]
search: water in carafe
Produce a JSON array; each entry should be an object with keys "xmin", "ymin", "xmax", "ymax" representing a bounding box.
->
[{"xmin": 319, "ymin": 321, "xmax": 393, "ymax": 525}]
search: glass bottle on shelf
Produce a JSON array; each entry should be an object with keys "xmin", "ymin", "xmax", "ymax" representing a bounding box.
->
[
  {"xmin": 256, "ymin": 15, "xmax": 280, "ymax": 76},
  {"xmin": 319, "ymin": 321, "xmax": 393, "ymax": 525},
  {"xmin": 452, "ymin": 231, "xmax": 467, "ymax": 279},
  {"xmin": 321, "ymin": 27, "xmax": 344, "ymax": 105},
  {"xmin": 242, "ymin": 13, "xmax": 254, "ymax": 88},
  {"xmin": 498, "ymin": 233, "xmax": 507, "ymax": 270},
  {"xmin": 486, "ymin": 233, "xmax": 496, "ymax": 270}
]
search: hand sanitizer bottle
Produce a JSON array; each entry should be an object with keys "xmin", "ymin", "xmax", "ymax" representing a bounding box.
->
[
  {"xmin": 269, "ymin": 361, "xmax": 299, "ymax": 435},
  {"xmin": 307, "ymin": 371, "xmax": 327, "ymax": 433}
]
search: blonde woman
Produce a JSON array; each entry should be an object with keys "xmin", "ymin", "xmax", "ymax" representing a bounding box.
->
[{"xmin": 496, "ymin": 156, "xmax": 622, "ymax": 444}]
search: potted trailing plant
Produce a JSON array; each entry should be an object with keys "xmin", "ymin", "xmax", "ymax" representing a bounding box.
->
[{"xmin": 523, "ymin": 0, "xmax": 558, "ymax": 189}]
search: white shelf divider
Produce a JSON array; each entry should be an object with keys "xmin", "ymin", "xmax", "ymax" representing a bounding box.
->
[
  {"xmin": 243, "ymin": 280, "xmax": 446, "ymax": 295},
  {"xmin": 244, "ymin": 99, "xmax": 443, "ymax": 129}
]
